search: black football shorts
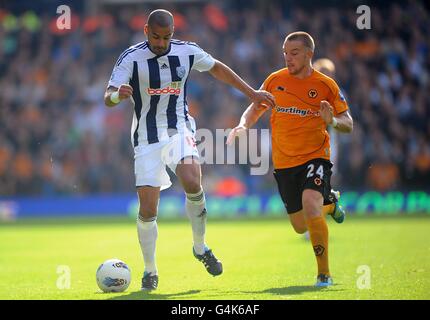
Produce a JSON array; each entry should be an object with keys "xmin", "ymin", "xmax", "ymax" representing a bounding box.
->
[{"xmin": 273, "ymin": 158, "xmax": 334, "ymax": 214}]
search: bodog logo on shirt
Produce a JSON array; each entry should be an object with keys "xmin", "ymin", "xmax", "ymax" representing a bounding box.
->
[{"xmin": 147, "ymin": 81, "xmax": 182, "ymax": 96}]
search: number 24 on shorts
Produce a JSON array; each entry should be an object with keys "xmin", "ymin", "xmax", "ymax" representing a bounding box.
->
[{"xmin": 306, "ymin": 163, "xmax": 324, "ymax": 179}]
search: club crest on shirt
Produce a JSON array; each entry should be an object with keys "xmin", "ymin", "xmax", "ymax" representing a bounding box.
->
[
  {"xmin": 176, "ymin": 66, "xmax": 186, "ymax": 79},
  {"xmin": 308, "ymin": 89, "xmax": 318, "ymax": 98}
]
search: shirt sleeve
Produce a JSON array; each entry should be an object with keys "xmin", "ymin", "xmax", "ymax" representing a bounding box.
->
[
  {"xmin": 108, "ymin": 52, "xmax": 133, "ymax": 88},
  {"xmin": 261, "ymin": 73, "xmax": 276, "ymax": 92},
  {"xmin": 191, "ymin": 46, "xmax": 216, "ymax": 72},
  {"xmin": 330, "ymin": 83, "xmax": 349, "ymax": 115}
]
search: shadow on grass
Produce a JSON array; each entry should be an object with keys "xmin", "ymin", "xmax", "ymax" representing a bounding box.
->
[
  {"xmin": 242, "ymin": 284, "xmax": 344, "ymax": 297},
  {"xmin": 100, "ymin": 285, "xmax": 344, "ymax": 300},
  {"xmin": 105, "ymin": 289, "xmax": 201, "ymax": 300}
]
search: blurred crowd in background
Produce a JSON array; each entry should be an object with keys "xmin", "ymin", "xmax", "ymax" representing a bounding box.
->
[{"xmin": 0, "ymin": 0, "xmax": 429, "ymax": 196}]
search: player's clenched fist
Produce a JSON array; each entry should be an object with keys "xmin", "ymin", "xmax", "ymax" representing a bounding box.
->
[
  {"xmin": 105, "ymin": 84, "xmax": 133, "ymax": 106},
  {"xmin": 118, "ymin": 84, "xmax": 133, "ymax": 100}
]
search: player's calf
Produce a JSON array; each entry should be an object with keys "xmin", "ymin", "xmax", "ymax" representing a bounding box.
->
[
  {"xmin": 289, "ymin": 210, "xmax": 308, "ymax": 234},
  {"xmin": 176, "ymin": 158, "xmax": 201, "ymax": 194}
]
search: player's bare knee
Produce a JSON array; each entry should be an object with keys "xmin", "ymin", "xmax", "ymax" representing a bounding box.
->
[
  {"xmin": 183, "ymin": 178, "xmax": 201, "ymax": 194},
  {"xmin": 179, "ymin": 171, "xmax": 201, "ymax": 193},
  {"xmin": 302, "ymin": 203, "xmax": 321, "ymax": 219},
  {"xmin": 176, "ymin": 161, "xmax": 202, "ymax": 194},
  {"xmin": 292, "ymin": 224, "xmax": 307, "ymax": 234},
  {"xmin": 302, "ymin": 191, "xmax": 322, "ymax": 219},
  {"xmin": 136, "ymin": 186, "xmax": 160, "ymax": 220},
  {"xmin": 138, "ymin": 201, "xmax": 158, "ymax": 220}
]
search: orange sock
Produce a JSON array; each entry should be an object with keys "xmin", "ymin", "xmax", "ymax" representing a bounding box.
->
[
  {"xmin": 305, "ymin": 215, "xmax": 330, "ymax": 276},
  {"xmin": 322, "ymin": 203, "xmax": 335, "ymax": 217}
]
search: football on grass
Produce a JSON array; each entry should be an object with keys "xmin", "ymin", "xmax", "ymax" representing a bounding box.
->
[{"xmin": 96, "ymin": 259, "xmax": 131, "ymax": 292}]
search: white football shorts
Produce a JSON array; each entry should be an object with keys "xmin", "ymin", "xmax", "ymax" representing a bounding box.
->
[{"xmin": 134, "ymin": 129, "xmax": 200, "ymax": 190}]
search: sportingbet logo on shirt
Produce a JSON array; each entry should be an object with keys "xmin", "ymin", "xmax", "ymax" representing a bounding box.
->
[{"xmin": 275, "ymin": 106, "xmax": 320, "ymax": 117}]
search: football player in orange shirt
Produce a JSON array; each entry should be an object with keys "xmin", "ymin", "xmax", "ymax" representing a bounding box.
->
[{"xmin": 228, "ymin": 32, "xmax": 353, "ymax": 287}]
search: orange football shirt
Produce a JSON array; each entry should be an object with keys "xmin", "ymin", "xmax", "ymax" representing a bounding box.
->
[{"xmin": 262, "ymin": 68, "xmax": 349, "ymax": 169}]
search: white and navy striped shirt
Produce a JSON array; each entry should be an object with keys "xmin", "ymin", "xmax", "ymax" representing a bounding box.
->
[{"xmin": 108, "ymin": 39, "xmax": 216, "ymax": 146}]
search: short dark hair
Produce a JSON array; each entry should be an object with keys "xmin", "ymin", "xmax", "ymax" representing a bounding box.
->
[
  {"xmin": 285, "ymin": 31, "xmax": 315, "ymax": 51},
  {"xmin": 147, "ymin": 9, "xmax": 174, "ymax": 28}
]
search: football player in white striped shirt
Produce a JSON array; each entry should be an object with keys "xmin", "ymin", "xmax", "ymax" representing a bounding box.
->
[{"xmin": 104, "ymin": 9, "xmax": 275, "ymax": 290}]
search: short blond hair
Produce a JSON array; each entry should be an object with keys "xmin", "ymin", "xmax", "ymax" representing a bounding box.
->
[{"xmin": 285, "ymin": 31, "xmax": 315, "ymax": 51}]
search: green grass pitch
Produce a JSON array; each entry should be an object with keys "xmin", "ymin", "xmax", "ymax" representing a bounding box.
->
[{"xmin": 0, "ymin": 215, "xmax": 429, "ymax": 300}]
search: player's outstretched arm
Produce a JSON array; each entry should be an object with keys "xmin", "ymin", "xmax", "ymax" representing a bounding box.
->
[
  {"xmin": 104, "ymin": 85, "xmax": 133, "ymax": 107},
  {"xmin": 208, "ymin": 60, "xmax": 275, "ymax": 108},
  {"xmin": 226, "ymin": 102, "xmax": 269, "ymax": 146},
  {"xmin": 320, "ymin": 100, "xmax": 353, "ymax": 133}
]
